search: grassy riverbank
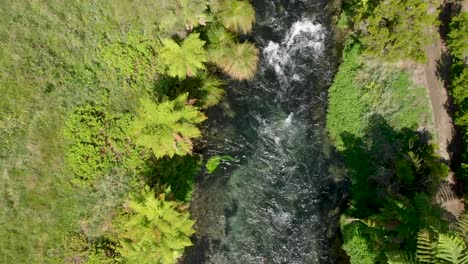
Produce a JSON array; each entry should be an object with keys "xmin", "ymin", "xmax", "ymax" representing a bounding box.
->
[
  {"xmin": 328, "ymin": 0, "xmax": 468, "ymax": 262},
  {"xmin": 0, "ymin": 0, "xmax": 258, "ymax": 263}
]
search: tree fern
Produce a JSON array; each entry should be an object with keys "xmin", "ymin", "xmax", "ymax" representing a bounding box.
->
[
  {"xmin": 457, "ymin": 212, "xmax": 468, "ymax": 243},
  {"xmin": 132, "ymin": 94, "xmax": 206, "ymax": 159},
  {"xmin": 436, "ymin": 234, "xmax": 468, "ymax": 264},
  {"xmin": 386, "ymin": 250, "xmax": 416, "ymax": 264},
  {"xmin": 214, "ymin": 0, "xmax": 255, "ymax": 34},
  {"xmin": 198, "ymin": 72, "xmax": 225, "ymax": 108},
  {"xmin": 207, "ymin": 25, "xmax": 236, "ymax": 46},
  {"xmin": 117, "ymin": 188, "xmax": 195, "ymax": 264},
  {"xmin": 208, "ymin": 41, "xmax": 259, "ymax": 80},
  {"xmin": 416, "ymin": 229, "xmax": 435, "ymax": 264},
  {"xmin": 158, "ymin": 33, "xmax": 207, "ymax": 79}
]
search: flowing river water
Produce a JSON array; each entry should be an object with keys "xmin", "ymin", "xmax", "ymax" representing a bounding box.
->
[{"xmin": 184, "ymin": 1, "xmax": 348, "ymax": 263}]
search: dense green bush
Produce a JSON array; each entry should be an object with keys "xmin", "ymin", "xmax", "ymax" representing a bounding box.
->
[
  {"xmin": 116, "ymin": 188, "xmax": 195, "ymax": 264},
  {"xmin": 64, "ymin": 106, "xmax": 142, "ymax": 182},
  {"xmin": 99, "ymin": 32, "xmax": 160, "ymax": 91},
  {"xmin": 447, "ymin": 12, "xmax": 468, "ymax": 191},
  {"xmin": 340, "ymin": 0, "xmax": 438, "ymax": 62},
  {"xmin": 447, "ymin": 12, "xmax": 468, "ymax": 59}
]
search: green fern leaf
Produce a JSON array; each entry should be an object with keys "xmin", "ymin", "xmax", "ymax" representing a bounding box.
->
[
  {"xmin": 158, "ymin": 33, "xmax": 207, "ymax": 79},
  {"xmin": 416, "ymin": 229, "xmax": 435, "ymax": 263},
  {"xmin": 386, "ymin": 250, "xmax": 416, "ymax": 264},
  {"xmin": 457, "ymin": 212, "xmax": 468, "ymax": 243},
  {"xmin": 436, "ymin": 234, "xmax": 468, "ymax": 264},
  {"xmin": 132, "ymin": 94, "xmax": 206, "ymax": 159}
]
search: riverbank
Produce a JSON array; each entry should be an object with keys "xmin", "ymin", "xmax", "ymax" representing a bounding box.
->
[{"xmin": 328, "ymin": 0, "xmax": 467, "ymax": 262}]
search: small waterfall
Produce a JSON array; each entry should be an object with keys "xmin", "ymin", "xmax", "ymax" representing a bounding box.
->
[
  {"xmin": 263, "ymin": 19, "xmax": 325, "ymax": 88},
  {"xmin": 284, "ymin": 112, "xmax": 294, "ymax": 127}
]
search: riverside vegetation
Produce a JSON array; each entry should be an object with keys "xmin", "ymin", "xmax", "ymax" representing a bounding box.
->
[
  {"xmin": 1, "ymin": 0, "xmax": 467, "ymax": 263},
  {"xmin": 330, "ymin": 0, "xmax": 468, "ymax": 263},
  {"xmin": 0, "ymin": 0, "xmax": 258, "ymax": 263}
]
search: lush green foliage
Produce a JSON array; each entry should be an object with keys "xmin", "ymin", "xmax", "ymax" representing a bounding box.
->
[
  {"xmin": 206, "ymin": 155, "xmax": 237, "ymax": 174},
  {"xmin": 106, "ymin": 0, "xmax": 209, "ymax": 35},
  {"xmin": 117, "ymin": 188, "xmax": 195, "ymax": 264},
  {"xmin": 100, "ymin": 32, "xmax": 160, "ymax": 90},
  {"xmin": 207, "ymin": 26, "xmax": 259, "ymax": 80},
  {"xmin": 132, "ymin": 94, "xmax": 207, "ymax": 159},
  {"xmin": 341, "ymin": 220, "xmax": 379, "ymax": 264},
  {"xmin": 158, "ymin": 33, "xmax": 207, "ymax": 79},
  {"xmin": 340, "ymin": 0, "xmax": 439, "ymax": 62},
  {"xmin": 327, "ymin": 41, "xmax": 432, "ymax": 150},
  {"xmin": 329, "ymin": 41, "xmax": 448, "ymax": 262},
  {"xmin": 446, "ymin": 11, "xmax": 468, "ymax": 192},
  {"xmin": 64, "ymin": 106, "xmax": 141, "ymax": 182},
  {"xmin": 447, "ymin": 12, "xmax": 468, "ymax": 59},
  {"xmin": 144, "ymin": 155, "xmax": 202, "ymax": 202},
  {"xmin": 213, "ymin": 0, "xmax": 256, "ymax": 34},
  {"xmin": 0, "ymin": 0, "xmax": 258, "ymax": 262},
  {"xmin": 386, "ymin": 213, "xmax": 468, "ymax": 264}
]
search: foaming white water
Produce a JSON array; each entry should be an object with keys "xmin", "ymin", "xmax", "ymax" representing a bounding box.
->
[
  {"xmin": 284, "ymin": 112, "xmax": 294, "ymax": 127},
  {"xmin": 263, "ymin": 19, "xmax": 325, "ymax": 83}
]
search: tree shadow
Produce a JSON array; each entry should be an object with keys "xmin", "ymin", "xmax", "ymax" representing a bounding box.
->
[
  {"xmin": 435, "ymin": 1, "xmax": 464, "ymax": 174},
  {"xmin": 338, "ymin": 114, "xmax": 453, "ymax": 259},
  {"xmin": 339, "ymin": 114, "xmax": 448, "ymax": 219},
  {"xmin": 142, "ymin": 155, "xmax": 202, "ymax": 202},
  {"xmin": 437, "ymin": 1, "xmax": 461, "ymax": 43}
]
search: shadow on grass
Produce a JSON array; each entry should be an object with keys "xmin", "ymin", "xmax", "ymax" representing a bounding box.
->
[{"xmin": 340, "ymin": 114, "xmax": 447, "ymax": 219}]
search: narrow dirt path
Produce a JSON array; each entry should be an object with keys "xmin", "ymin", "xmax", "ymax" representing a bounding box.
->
[
  {"xmin": 423, "ymin": 28, "xmax": 464, "ymax": 217},
  {"xmin": 424, "ymin": 34, "xmax": 453, "ymax": 162}
]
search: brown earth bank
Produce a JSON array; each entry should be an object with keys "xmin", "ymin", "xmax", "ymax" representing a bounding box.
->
[{"xmin": 418, "ymin": 1, "xmax": 465, "ymax": 218}]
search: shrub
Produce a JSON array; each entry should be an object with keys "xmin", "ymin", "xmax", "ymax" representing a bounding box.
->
[{"xmin": 64, "ymin": 106, "xmax": 141, "ymax": 182}]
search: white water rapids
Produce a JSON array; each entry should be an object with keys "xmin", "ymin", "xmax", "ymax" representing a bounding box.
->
[{"xmin": 184, "ymin": 1, "xmax": 346, "ymax": 263}]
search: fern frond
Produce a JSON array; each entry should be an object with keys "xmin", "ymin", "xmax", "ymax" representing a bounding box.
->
[
  {"xmin": 416, "ymin": 229, "xmax": 435, "ymax": 263},
  {"xmin": 117, "ymin": 188, "xmax": 195, "ymax": 264},
  {"xmin": 436, "ymin": 234, "xmax": 468, "ymax": 264},
  {"xmin": 132, "ymin": 94, "xmax": 206, "ymax": 158},
  {"xmin": 386, "ymin": 250, "xmax": 416, "ymax": 264},
  {"xmin": 158, "ymin": 33, "xmax": 207, "ymax": 79},
  {"xmin": 457, "ymin": 212, "xmax": 468, "ymax": 243}
]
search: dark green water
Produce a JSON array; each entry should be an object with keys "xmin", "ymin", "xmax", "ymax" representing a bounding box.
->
[{"xmin": 184, "ymin": 1, "xmax": 347, "ymax": 263}]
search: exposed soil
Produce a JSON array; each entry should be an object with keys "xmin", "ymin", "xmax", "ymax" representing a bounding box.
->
[
  {"xmin": 423, "ymin": 25, "xmax": 464, "ymax": 217},
  {"xmin": 424, "ymin": 33, "xmax": 453, "ymax": 161}
]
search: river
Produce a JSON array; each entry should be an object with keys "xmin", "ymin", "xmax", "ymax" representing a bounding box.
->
[{"xmin": 184, "ymin": 1, "xmax": 347, "ymax": 263}]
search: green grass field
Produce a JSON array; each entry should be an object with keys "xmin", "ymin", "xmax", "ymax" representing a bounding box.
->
[
  {"xmin": 327, "ymin": 41, "xmax": 433, "ymax": 150},
  {"xmin": 0, "ymin": 1, "xmax": 142, "ymax": 262}
]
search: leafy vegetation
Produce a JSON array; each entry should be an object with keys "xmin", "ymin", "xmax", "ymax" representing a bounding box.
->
[
  {"xmin": 446, "ymin": 11, "xmax": 468, "ymax": 192},
  {"xmin": 329, "ymin": 27, "xmax": 450, "ymax": 264},
  {"xmin": 158, "ymin": 33, "xmax": 207, "ymax": 79},
  {"xmin": 116, "ymin": 188, "xmax": 195, "ymax": 264},
  {"xmin": 64, "ymin": 106, "xmax": 141, "ymax": 182},
  {"xmin": 211, "ymin": 0, "xmax": 256, "ymax": 34},
  {"xmin": 327, "ymin": 41, "xmax": 432, "ymax": 150},
  {"xmin": 205, "ymin": 155, "xmax": 237, "ymax": 174},
  {"xmin": 132, "ymin": 94, "xmax": 207, "ymax": 159},
  {"xmin": 386, "ymin": 213, "xmax": 468, "ymax": 264},
  {"xmin": 340, "ymin": 0, "xmax": 439, "ymax": 62},
  {"xmin": 447, "ymin": 12, "xmax": 468, "ymax": 59},
  {"xmin": 0, "ymin": 0, "xmax": 258, "ymax": 262},
  {"xmin": 207, "ymin": 25, "xmax": 259, "ymax": 80}
]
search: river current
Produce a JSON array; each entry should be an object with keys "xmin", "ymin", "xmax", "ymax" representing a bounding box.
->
[{"xmin": 184, "ymin": 1, "xmax": 347, "ymax": 263}]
